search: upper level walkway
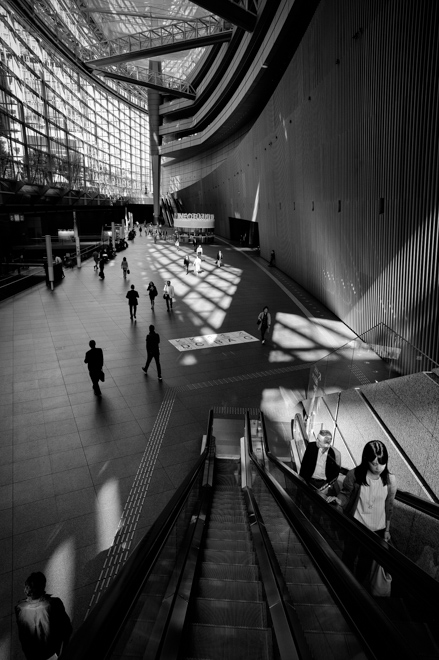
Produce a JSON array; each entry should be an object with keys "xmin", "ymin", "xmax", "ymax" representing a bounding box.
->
[{"xmin": 0, "ymin": 232, "xmax": 387, "ymax": 659}]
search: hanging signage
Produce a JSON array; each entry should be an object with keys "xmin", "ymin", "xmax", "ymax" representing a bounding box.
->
[{"xmin": 174, "ymin": 213, "xmax": 215, "ymax": 229}]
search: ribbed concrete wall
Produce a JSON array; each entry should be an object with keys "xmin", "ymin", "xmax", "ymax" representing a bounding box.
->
[{"xmin": 173, "ymin": 0, "xmax": 439, "ymax": 365}]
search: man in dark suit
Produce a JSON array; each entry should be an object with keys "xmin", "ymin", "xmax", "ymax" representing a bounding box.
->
[
  {"xmin": 299, "ymin": 429, "xmax": 341, "ymax": 493},
  {"xmin": 142, "ymin": 325, "xmax": 162, "ymax": 380},
  {"xmin": 84, "ymin": 339, "xmax": 104, "ymax": 396}
]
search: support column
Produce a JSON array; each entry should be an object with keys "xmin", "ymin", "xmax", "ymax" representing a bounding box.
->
[
  {"xmin": 111, "ymin": 221, "xmax": 115, "ymax": 244},
  {"xmin": 148, "ymin": 61, "xmax": 162, "ymax": 226},
  {"xmin": 45, "ymin": 234, "xmax": 54, "ymax": 291},
  {"xmin": 73, "ymin": 211, "xmax": 81, "ymax": 267}
]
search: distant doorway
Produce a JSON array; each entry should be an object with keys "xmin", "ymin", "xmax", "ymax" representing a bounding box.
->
[{"xmin": 229, "ymin": 218, "xmax": 259, "ymax": 247}]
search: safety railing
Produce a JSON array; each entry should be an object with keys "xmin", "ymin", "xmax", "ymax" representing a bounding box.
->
[{"xmin": 61, "ymin": 411, "xmax": 214, "ymax": 659}]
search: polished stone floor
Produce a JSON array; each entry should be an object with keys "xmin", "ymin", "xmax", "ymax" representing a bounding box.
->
[{"xmin": 0, "ymin": 233, "xmax": 370, "ymax": 659}]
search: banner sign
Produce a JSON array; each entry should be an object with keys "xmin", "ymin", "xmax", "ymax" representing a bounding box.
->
[
  {"xmin": 169, "ymin": 331, "xmax": 258, "ymax": 352},
  {"xmin": 174, "ymin": 213, "xmax": 215, "ymax": 229}
]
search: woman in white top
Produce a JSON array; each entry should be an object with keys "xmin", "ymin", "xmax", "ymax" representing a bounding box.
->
[
  {"xmin": 329, "ymin": 440, "xmax": 397, "ymax": 583},
  {"xmin": 193, "ymin": 255, "xmax": 202, "ymax": 276},
  {"xmin": 163, "ymin": 280, "xmax": 174, "ymax": 311}
]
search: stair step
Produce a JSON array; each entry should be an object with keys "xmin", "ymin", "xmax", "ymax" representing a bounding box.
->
[
  {"xmin": 295, "ymin": 604, "xmax": 353, "ymax": 633},
  {"xmin": 191, "ymin": 598, "xmax": 267, "ymax": 627},
  {"xmin": 196, "ymin": 578, "xmax": 262, "ymax": 602},
  {"xmin": 210, "ymin": 514, "xmax": 248, "ymax": 524},
  {"xmin": 209, "ymin": 521, "xmax": 248, "ymax": 532},
  {"xmin": 305, "ymin": 631, "xmax": 368, "ymax": 660},
  {"xmin": 200, "ymin": 562, "xmax": 259, "ymax": 582},
  {"xmin": 285, "ymin": 566, "xmax": 324, "ymax": 585},
  {"xmin": 203, "ymin": 549, "xmax": 256, "ymax": 565},
  {"xmin": 271, "ymin": 550, "xmax": 315, "ymax": 568},
  {"xmin": 207, "ymin": 529, "xmax": 249, "ymax": 542},
  {"xmin": 287, "ymin": 583, "xmax": 336, "ymax": 605},
  {"xmin": 182, "ymin": 623, "xmax": 273, "ymax": 660},
  {"xmin": 205, "ymin": 539, "xmax": 253, "ymax": 553}
]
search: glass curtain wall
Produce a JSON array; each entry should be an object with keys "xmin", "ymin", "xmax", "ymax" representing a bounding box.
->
[{"xmin": 0, "ymin": 1, "xmax": 150, "ymax": 201}]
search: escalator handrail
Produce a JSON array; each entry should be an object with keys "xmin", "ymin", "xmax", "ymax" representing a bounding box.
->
[
  {"xmin": 259, "ymin": 411, "xmax": 439, "ymax": 606},
  {"xmin": 61, "ymin": 410, "xmax": 215, "ymax": 660},
  {"xmin": 246, "ymin": 415, "xmax": 413, "ymax": 660}
]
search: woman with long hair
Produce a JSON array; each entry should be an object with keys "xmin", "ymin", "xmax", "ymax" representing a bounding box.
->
[
  {"xmin": 329, "ymin": 440, "xmax": 397, "ymax": 582},
  {"xmin": 147, "ymin": 281, "xmax": 158, "ymax": 310}
]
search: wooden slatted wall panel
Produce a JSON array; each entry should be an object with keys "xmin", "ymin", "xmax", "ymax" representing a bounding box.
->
[{"xmin": 173, "ymin": 0, "xmax": 439, "ymax": 366}]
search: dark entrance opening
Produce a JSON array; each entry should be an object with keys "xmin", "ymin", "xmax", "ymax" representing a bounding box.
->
[{"xmin": 228, "ymin": 218, "xmax": 259, "ymax": 247}]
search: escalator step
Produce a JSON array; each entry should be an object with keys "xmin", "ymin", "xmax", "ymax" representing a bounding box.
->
[
  {"xmin": 295, "ymin": 604, "xmax": 354, "ymax": 633},
  {"xmin": 191, "ymin": 598, "xmax": 267, "ymax": 628},
  {"xmin": 305, "ymin": 631, "xmax": 368, "ymax": 660},
  {"xmin": 205, "ymin": 539, "xmax": 253, "ymax": 553},
  {"xmin": 210, "ymin": 508, "xmax": 247, "ymax": 517},
  {"xmin": 201, "ymin": 562, "xmax": 259, "ymax": 582},
  {"xmin": 270, "ymin": 549, "xmax": 315, "ymax": 568},
  {"xmin": 203, "ymin": 549, "xmax": 256, "ymax": 565},
  {"xmin": 210, "ymin": 514, "xmax": 248, "ymax": 524},
  {"xmin": 182, "ymin": 623, "xmax": 273, "ymax": 660},
  {"xmin": 285, "ymin": 566, "xmax": 324, "ymax": 584},
  {"xmin": 286, "ymin": 583, "xmax": 337, "ymax": 605},
  {"xmin": 209, "ymin": 521, "xmax": 248, "ymax": 531},
  {"xmin": 196, "ymin": 578, "xmax": 263, "ymax": 602},
  {"xmin": 207, "ymin": 529, "xmax": 249, "ymax": 542}
]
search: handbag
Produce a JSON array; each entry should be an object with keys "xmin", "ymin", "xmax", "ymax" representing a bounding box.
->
[
  {"xmin": 368, "ymin": 560, "xmax": 392, "ymax": 597},
  {"xmin": 257, "ymin": 318, "xmax": 261, "ymax": 326},
  {"xmin": 127, "ymin": 269, "xmax": 130, "ymax": 274},
  {"xmin": 163, "ymin": 293, "xmax": 168, "ymax": 299},
  {"xmin": 99, "ymin": 370, "xmax": 105, "ymax": 382}
]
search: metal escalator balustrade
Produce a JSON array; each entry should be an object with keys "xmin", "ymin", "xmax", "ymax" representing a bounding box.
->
[
  {"xmin": 258, "ymin": 411, "xmax": 439, "ymax": 659},
  {"xmin": 61, "ymin": 411, "xmax": 216, "ymax": 659}
]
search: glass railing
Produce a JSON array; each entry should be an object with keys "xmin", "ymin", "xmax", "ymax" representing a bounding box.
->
[
  {"xmin": 62, "ymin": 412, "xmax": 214, "ymax": 659},
  {"xmin": 306, "ymin": 322, "xmax": 439, "ymax": 403}
]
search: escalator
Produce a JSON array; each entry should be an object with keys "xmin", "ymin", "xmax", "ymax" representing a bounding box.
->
[{"xmin": 61, "ymin": 411, "xmax": 439, "ymax": 660}]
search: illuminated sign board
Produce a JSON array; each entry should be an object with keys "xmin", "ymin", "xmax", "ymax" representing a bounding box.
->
[{"xmin": 174, "ymin": 213, "xmax": 215, "ymax": 229}]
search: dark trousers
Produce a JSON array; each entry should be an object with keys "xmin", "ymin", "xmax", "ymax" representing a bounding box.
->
[
  {"xmin": 145, "ymin": 353, "xmax": 161, "ymax": 377},
  {"xmin": 260, "ymin": 323, "xmax": 268, "ymax": 340},
  {"xmin": 343, "ymin": 527, "xmax": 386, "ymax": 583},
  {"xmin": 164, "ymin": 295, "xmax": 172, "ymax": 311},
  {"xmin": 88, "ymin": 369, "xmax": 101, "ymax": 394},
  {"xmin": 129, "ymin": 304, "xmax": 137, "ymax": 318}
]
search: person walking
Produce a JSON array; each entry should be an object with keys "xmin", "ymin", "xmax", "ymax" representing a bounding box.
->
[
  {"xmin": 84, "ymin": 339, "xmax": 104, "ymax": 396},
  {"xmin": 163, "ymin": 280, "xmax": 174, "ymax": 311},
  {"xmin": 193, "ymin": 255, "xmax": 202, "ymax": 276},
  {"xmin": 328, "ymin": 440, "xmax": 397, "ymax": 586},
  {"xmin": 121, "ymin": 256, "xmax": 129, "ymax": 278},
  {"xmin": 183, "ymin": 254, "xmax": 190, "ymax": 274},
  {"xmin": 216, "ymin": 249, "xmax": 223, "ymax": 268},
  {"xmin": 126, "ymin": 284, "xmax": 139, "ymax": 320},
  {"xmin": 196, "ymin": 244, "xmax": 203, "ymax": 257},
  {"xmin": 92, "ymin": 249, "xmax": 99, "ymax": 271},
  {"xmin": 16, "ymin": 571, "xmax": 72, "ymax": 660},
  {"xmin": 147, "ymin": 281, "xmax": 158, "ymax": 310},
  {"xmin": 175, "ymin": 237, "xmax": 180, "ymax": 252},
  {"xmin": 142, "ymin": 325, "xmax": 162, "ymax": 380},
  {"xmin": 268, "ymin": 249, "xmax": 276, "ymax": 267},
  {"xmin": 257, "ymin": 306, "xmax": 271, "ymax": 344},
  {"xmin": 98, "ymin": 256, "xmax": 105, "ymax": 279}
]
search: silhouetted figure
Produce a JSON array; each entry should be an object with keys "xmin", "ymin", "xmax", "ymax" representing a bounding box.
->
[
  {"xmin": 15, "ymin": 572, "xmax": 72, "ymax": 660},
  {"xmin": 142, "ymin": 325, "xmax": 162, "ymax": 380},
  {"xmin": 84, "ymin": 339, "xmax": 104, "ymax": 396}
]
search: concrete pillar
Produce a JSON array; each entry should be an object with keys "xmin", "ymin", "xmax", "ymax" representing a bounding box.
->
[
  {"xmin": 111, "ymin": 221, "xmax": 115, "ymax": 244},
  {"xmin": 45, "ymin": 234, "xmax": 54, "ymax": 291},
  {"xmin": 73, "ymin": 211, "xmax": 81, "ymax": 267},
  {"xmin": 148, "ymin": 61, "xmax": 162, "ymax": 225}
]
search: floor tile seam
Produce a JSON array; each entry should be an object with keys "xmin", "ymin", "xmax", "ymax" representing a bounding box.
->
[{"xmin": 85, "ymin": 388, "xmax": 176, "ymax": 616}]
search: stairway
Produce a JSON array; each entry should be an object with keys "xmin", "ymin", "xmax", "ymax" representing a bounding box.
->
[
  {"xmin": 180, "ymin": 458, "xmax": 273, "ymax": 660},
  {"xmin": 255, "ymin": 490, "xmax": 367, "ymax": 660}
]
